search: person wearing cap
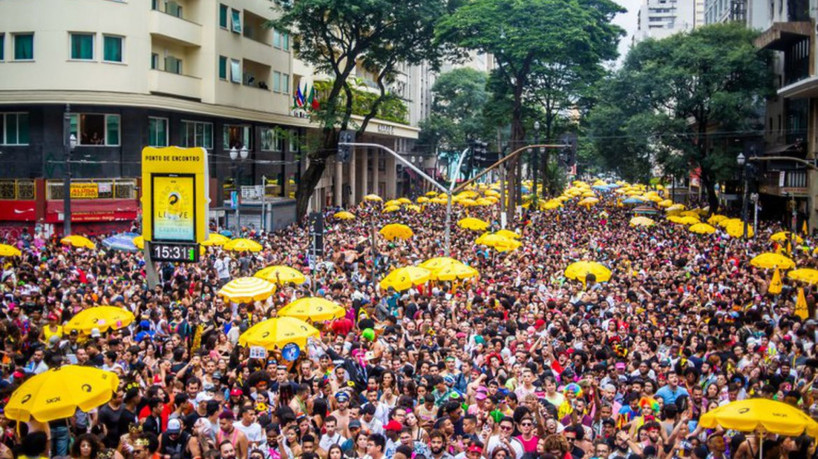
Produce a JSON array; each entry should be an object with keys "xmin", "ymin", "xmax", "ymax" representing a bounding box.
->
[
  {"xmin": 41, "ymin": 312, "xmax": 62, "ymax": 343},
  {"xmin": 158, "ymin": 418, "xmax": 200, "ymax": 459},
  {"xmin": 330, "ymin": 391, "xmax": 353, "ymax": 436}
]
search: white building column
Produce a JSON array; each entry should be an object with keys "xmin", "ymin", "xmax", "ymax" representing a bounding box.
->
[
  {"xmin": 386, "ymin": 155, "xmax": 397, "ymax": 198},
  {"xmin": 334, "ymin": 158, "xmax": 343, "ymax": 207},
  {"xmin": 372, "ymin": 149, "xmax": 380, "ymax": 197},
  {"xmin": 359, "ymin": 149, "xmax": 369, "ymax": 198},
  {"xmin": 349, "ymin": 149, "xmax": 356, "ymax": 205}
]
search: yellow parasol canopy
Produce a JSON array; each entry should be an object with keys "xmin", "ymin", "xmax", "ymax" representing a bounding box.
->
[
  {"xmin": 224, "ymin": 238, "xmax": 263, "ymax": 252},
  {"xmin": 239, "ymin": 317, "xmax": 319, "ymax": 350},
  {"xmin": 564, "ymin": 261, "xmax": 612, "ymax": 283},
  {"xmin": 458, "ymin": 218, "xmax": 490, "ymax": 231},
  {"xmin": 61, "ymin": 235, "xmax": 96, "ymax": 249},
  {"xmin": 750, "ymin": 253, "xmax": 795, "ymax": 270},
  {"xmin": 707, "ymin": 214, "xmax": 728, "ymax": 225},
  {"xmin": 200, "ymin": 233, "xmax": 231, "ymax": 247},
  {"xmin": 417, "ymin": 196, "xmax": 431, "ymax": 204},
  {"xmin": 429, "ymin": 263, "xmax": 479, "ymax": 281},
  {"xmin": 657, "ymin": 199, "xmax": 673, "ymax": 208},
  {"xmin": 419, "ymin": 257, "xmax": 462, "ymax": 271},
  {"xmin": 787, "ymin": 268, "xmax": 818, "ymax": 285},
  {"xmin": 132, "ymin": 236, "xmax": 144, "ymax": 250},
  {"xmin": 65, "ymin": 306, "xmax": 135, "ymax": 335},
  {"xmin": 384, "ymin": 199, "xmax": 401, "ymax": 208},
  {"xmin": 665, "ymin": 204, "xmax": 686, "ymax": 212},
  {"xmin": 218, "ymin": 277, "xmax": 276, "ymax": 303},
  {"xmin": 0, "ymin": 244, "xmax": 21, "ymax": 257},
  {"xmin": 254, "ymin": 265, "xmax": 307, "ymax": 285},
  {"xmin": 278, "ymin": 297, "xmax": 345, "ymax": 322},
  {"xmin": 476, "ymin": 233, "xmax": 522, "ymax": 252},
  {"xmin": 629, "ymin": 217, "xmax": 655, "ymax": 227},
  {"xmin": 5, "ymin": 366, "xmax": 119, "ymax": 422},
  {"xmin": 379, "ymin": 266, "xmax": 432, "ymax": 291},
  {"xmin": 725, "ymin": 221, "xmax": 754, "ymax": 238},
  {"xmin": 689, "ymin": 223, "xmax": 717, "ymax": 235},
  {"xmin": 678, "ymin": 216, "xmax": 701, "ymax": 225},
  {"xmin": 495, "ymin": 229, "xmax": 520, "ymax": 239},
  {"xmin": 379, "ymin": 223, "xmax": 414, "ymax": 241},
  {"xmin": 334, "ymin": 211, "xmax": 356, "ymax": 220},
  {"xmin": 397, "ymin": 197, "xmax": 412, "ymax": 205},
  {"xmin": 770, "ymin": 231, "xmax": 803, "ymax": 244},
  {"xmin": 578, "ymin": 197, "xmax": 599, "ymax": 206},
  {"xmin": 363, "ymin": 194, "xmax": 383, "ymax": 202},
  {"xmin": 699, "ymin": 399, "xmax": 818, "ymax": 437}
]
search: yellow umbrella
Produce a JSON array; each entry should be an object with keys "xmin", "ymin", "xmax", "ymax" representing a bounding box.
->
[
  {"xmin": 224, "ymin": 238, "xmax": 263, "ymax": 252},
  {"xmin": 771, "ymin": 231, "xmax": 803, "ymax": 244},
  {"xmin": 430, "ymin": 197, "xmax": 448, "ymax": 205},
  {"xmin": 788, "ymin": 268, "xmax": 818, "ymax": 285},
  {"xmin": 725, "ymin": 221, "xmax": 754, "ymax": 238},
  {"xmin": 485, "ymin": 189, "xmax": 500, "ymax": 197},
  {"xmin": 218, "ymin": 277, "xmax": 276, "ymax": 303},
  {"xmin": 200, "ymin": 233, "xmax": 231, "ymax": 247},
  {"xmin": 476, "ymin": 233, "xmax": 521, "ymax": 252},
  {"xmin": 565, "ymin": 261, "xmax": 612, "ymax": 283},
  {"xmin": 334, "ymin": 211, "xmax": 356, "ymax": 220},
  {"xmin": 578, "ymin": 197, "xmax": 599, "ymax": 206},
  {"xmin": 629, "ymin": 217, "xmax": 655, "ymax": 227},
  {"xmin": 379, "ymin": 266, "xmax": 431, "ymax": 291},
  {"xmin": 750, "ymin": 253, "xmax": 795, "ymax": 270},
  {"xmin": 426, "ymin": 191, "xmax": 438, "ymax": 197},
  {"xmin": 699, "ymin": 399, "xmax": 818, "ymax": 438},
  {"xmin": 364, "ymin": 194, "xmax": 383, "ymax": 202},
  {"xmin": 0, "ymin": 244, "xmax": 21, "ymax": 257},
  {"xmin": 475, "ymin": 198, "xmax": 493, "ymax": 206},
  {"xmin": 657, "ymin": 199, "xmax": 673, "ymax": 208},
  {"xmin": 239, "ymin": 317, "xmax": 319, "ymax": 350},
  {"xmin": 430, "ymin": 263, "xmax": 479, "ymax": 281},
  {"xmin": 457, "ymin": 190, "xmax": 479, "ymax": 199},
  {"xmin": 707, "ymin": 214, "xmax": 728, "ymax": 225},
  {"xmin": 665, "ymin": 204, "xmax": 685, "ymax": 212},
  {"xmin": 255, "ymin": 265, "xmax": 307, "ymax": 285},
  {"xmin": 278, "ymin": 297, "xmax": 345, "ymax": 322},
  {"xmin": 383, "ymin": 205, "xmax": 400, "ymax": 213},
  {"xmin": 65, "ymin": 306, "xmax": 135, "ymax": 335},
  {"xmin": 678, "ymin": 216, "xmax": 701, "ymax": 225},
  {"xmin": 495, "ymin": 229, "xmax": 520, "ymax": 239},
  {"xmin": 419, "ymin": 257, "xmax": 462, "ymax": 271},
  {"xmin": 458, "ymin": 217, "xmax": 490, "ymax": 231},
  {"xmin": 132, "ymin": 236, "xmax": 144, "ymax": 250},
  {"xmin": 379, "ymin": 223, "xmax": 413, "ymax": 241},
  {"xmin": 398, "ymin": 197, "xmax": 412, "ymax": 205},
  {"xmin": 459, "ymin": 198, "xmax": 478, "ymax": 207},
  {"xmin": 417, "ymin": 196, "xmax": 430, "ymax": 204},
  {"xmin": 5, "ymin": 366, "xmax": 119, "ymax": 422},
  {"xmin": 406, "ymin": 205, "xmax": 422, "ymax": 213},
  {"xmin": 384, "ymin": 199, "xmax": 401, "ymax": 208},
  {"xmin": 719, "ymin": 218, "xmax": 742, "ymax": 228},
  {"xmin": 541, "ymin": 200, "xmax": 562, "ymax": 210},
  {"xmin": 680, "ymin": 210, "xmax": 700, "ymax": 218},
  {"xmin": 667, "ymin": 216, "xmax": 686, "ymax": 224},
  {"xmin": 689, "ymin": 223, "xmax": 716, "ymax": 235},
  {"xmin": 61, "ymin": 235, "xmax": 96, "ymax": 249}
]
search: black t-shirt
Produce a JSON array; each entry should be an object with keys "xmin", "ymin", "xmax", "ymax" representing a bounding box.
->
[
  {"xmin": 97, "ymin": 404, "xmax": 124, "ymax": 448},
  {"xmin": 117, "ymin": 408, "xmax": 137, "ymax": 441}
]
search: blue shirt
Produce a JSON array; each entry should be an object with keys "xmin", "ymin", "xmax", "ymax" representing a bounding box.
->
[{"xmin": 655, "ymin": 385, "xmax": 689, "ymax": 405}]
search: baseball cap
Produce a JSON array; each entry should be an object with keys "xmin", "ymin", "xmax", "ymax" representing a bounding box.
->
[
  {"xmin": 384, "ymin": 420, "xmax": 403, "ymax": 432},
  {"xmin": 336, "ymin": 392, "xmax": 350, "ymax": 403},
  {"xmin": 349, "ymin": 419, "xmax": 362, "ymax": 429},
  {"xmin": 230, "ymin": 388, "xmax": 243, "ymax": 397},
  {"xmin": 167, "ymin": 419, "xmax": 182, "ymax": 434}
]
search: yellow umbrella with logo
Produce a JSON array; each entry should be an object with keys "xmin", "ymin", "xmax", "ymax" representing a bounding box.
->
[
  {"xmin": 224, "ymin": 238, "xmax": 263, "ymax": 252},
  {"xmin": 725, "ymin": 221, "xmax": 754, "ymax": 238},
  {"xmin": 689, "ymin": 223, "xmax": 716, "ymax": 235},
  {"xmin": 218, "ymin": 277, "xmax": 276, "ymax": 303},
  {"xmin": 65, "ymin": 306, "xmax": 135, "ymax": 335},
  {"xmin": 458, "ymin": 218, "xmax": 490, "ymax": 231},
  {"xmin": 379, "ymin": 266, "xmax": 431, "ymax": 291},
  {"xmin": 787, "ymin": 268, "xmax": 818, "ymax": 285},
  {"xmin": 564, "ymin": 261, "xmax": 612, "ymax": 283},
  {"xmin": 495, "ymin": 229, "xmax": 520, "ymax": 239},
  {"xmin": 200, "ymin": 233, "xmax": 230, "ymax": 247},
  {"xmin": 364, "ymin": 194, "xmax": 383, "ymax": 202},
  {"xmin": 239, "ymin": 317, "xmax": 319, "ymax": 350},
  {"xmin": 771, "ymin": 231, "xmax": 803, "ymax": 244},
  {"xmin": 278, "ymin": 297, "xmax": 345, "ymax": 322},
  {"xmin": 5, "ymin": 366, "xmax": 119, "ymax": 422},
  {"xmin": 476, "ymin": 233, "xmax": 521, "ymax": 252},
  {"xmin": 255, "ymin": 266, "xmax": 306, "ymax": 285},
  {"xmin": 699, "ymin": 398, "xmax": 818, "ymax": 440},
  {"xmin": 383, "ymin": 205, "xmax": 400, "ymax": 213},
  {"xmin": 61, "ymin": 235, "xmax": 96, "ymax": 249},
  {"xmin": 384, "ymin": 200, "xmax": 401, "ymax": 208},
  {"xmin": 750, "ymin": 253, "xmax": 795, "ymax": 270},
  {"xmin": 379, "ymin": 223, "xmax": 413, "ymax": 241},
  {"xmin": 334, "ymin": 211, "xmax": 356, "ymax": 220},
  {"xmin": 0, "ymin": 244, "xmax": 21, "ymax": 257},
  {"xmin": 430, "ymin": 263, "xmax": 479, "ymax": 281},
  {"xmin": 420, "ymin": 257, "xmax": 462, "ymax": 271}
]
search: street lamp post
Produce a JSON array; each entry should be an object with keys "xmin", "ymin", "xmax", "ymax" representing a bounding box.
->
[
  {"xmin": 737, "ymin": 152, "xmax": 749, "ymax": 239},
  {"xmin": 63, "ymin": 105, "xmax": 78, "ymax": 236},
  {"xmin": 230, "ymin": 145, "xmax": 249, "ymax": 232},
  {"xmin": 532, "ymin": 121, "xmax": 540, "ymax": 207}
]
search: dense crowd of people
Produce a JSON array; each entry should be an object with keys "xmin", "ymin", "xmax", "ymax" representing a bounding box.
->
[{"xmin": 0, "ymin": 185, "xmax": 817, "ymax": 459}]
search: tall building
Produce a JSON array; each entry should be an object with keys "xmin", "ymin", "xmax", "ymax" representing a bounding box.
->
[
  {"xmin": 0, "ymin": 0, "xmax": 420, "ymax": 234},
  {"xmin": 635, "ymin": 0, "xmax": 697, "ymax": 42}
]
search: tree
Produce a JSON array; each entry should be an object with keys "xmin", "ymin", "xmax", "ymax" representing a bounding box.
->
[
  {"xmin": 418, "ymin": 68, "xmax": 490, "ymax": 179},
  {"xmin": 269, "ymin": 0, "xmax": 448, "ymax": 220},
  {"xmin": 588, "ymin": 23, "xmax": 773, "ymax": 211},
  {"xmin": 437, "ymin": 0, "xmax": 623, "ymax": 212}
]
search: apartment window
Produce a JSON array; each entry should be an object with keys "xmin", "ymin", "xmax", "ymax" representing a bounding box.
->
[
  {"xmin": 223, "ymin": 125, "xmax": 250, "ymax": 150},
  {"xmin": 165, "ymin": 56, "xmax": 182, "ymax": 74},
  {"xmin": 273, "ymin": 29, "xmax": 281, "ymax": 48},
  {"xmin": 282, "ymin": 73, "xmax": 289, "ymax": 93},
  {"xmin": 231, "ymin": 9, "xmax": 241, "ymax": 33},
  {"xmin": 151, "ymin": 53, "xmax": 159, "ymax": 69},
  {"xmin": 14, "ymin": 33, "xmax": 34, "ymax": 61},
  {"xmin": 260, "ymin": 127, "xmax": 276, "ymax": 151},
  {"xmin": 165, "ymin": 0, "xmax": 182, "ymax": 18},
  {"xmin": 148, "ymin": 117, "xmax": 168, "ymax": 147},
  {"xmin": 230, "ymin": 59, "xmax": 241, "ymax": 83},
  {"xmin": 289, "ymin": 130, "xmax": 300, "ymax": 152},
  {"xmin": 70, "ymin": 33, "xmax": 94, "ymax": 60},
  {"xmin": 0, "ymin": 34, "xmax": 4, "ymax": 61},
  {"xmin": 69, "ymin": 113, "xmax": 120, "ymax": 146},
  {"xmin": 218, "ymin": 56, "xmax": 227, "ymax": 80},
  {"xmin": 274, "ymin": 130, "xmax": 285, "ymax": 152},
  {"xmin": 282, "ymin": 33, "xmax": 289, "ymax": 51},
  {"xmin": 273, "ymin": 71, "xmax": 281, "ymax": 92},
  {"xmin": 103, "ymin": 35, "xmax": 123, "ymax": 63},
  {"xmin": 219, "ymin": 4, "xmax": 228, "ymax": 28},
  {"xmin": 1, "ymin": 113, "xmax": 29, "ymax": 146},
  {"xmin": 182, "ymin": 121, "xmax": 213, "ymax": 149}
]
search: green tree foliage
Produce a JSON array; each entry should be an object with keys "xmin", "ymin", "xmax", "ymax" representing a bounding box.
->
[
  {"xmin": 588, "ymin": 23, "xmax": 773, "ymax": 210},
  {"xmin": 437, "ymin": 0, "xmax": 623, "ymax": 209},
  {"xmin": 269, "ymin": 0, "xmax": 448, "ymax": 219}
]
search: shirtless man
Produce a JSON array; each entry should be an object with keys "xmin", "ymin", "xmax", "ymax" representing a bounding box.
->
[
  {"xmin": 217, "ymin": 412, "xmax": 248, "ymax": 459},
  {"xmin": 329, "ymin": 391, "xmax": 352, "ymax": 437}
]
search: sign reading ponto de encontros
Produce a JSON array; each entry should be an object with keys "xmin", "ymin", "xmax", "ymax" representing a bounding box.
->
[{"xmin": 141, "ymin": 147, "xmax": 209, "ymax": 243}]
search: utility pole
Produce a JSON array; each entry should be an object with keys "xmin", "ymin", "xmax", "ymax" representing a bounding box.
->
[
  {"xmin": 532, "ymin": 121, "xmax": 540, "ymax": 208},
  {"xmin": 63, "ymin": 105, "xmax": 77, "ymax": 236}
]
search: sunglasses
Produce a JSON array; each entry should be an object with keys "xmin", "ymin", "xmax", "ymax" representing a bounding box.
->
[{"xmin": 500, "ymin": 425, "xmax": 513, "ymax": 431}]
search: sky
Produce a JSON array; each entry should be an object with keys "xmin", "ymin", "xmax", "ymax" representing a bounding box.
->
[{"xmin": 613, "ymin": 0, "xmax": 642, "ymax": 64}]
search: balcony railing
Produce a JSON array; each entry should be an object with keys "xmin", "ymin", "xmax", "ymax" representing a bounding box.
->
[
  {"xmin": 759, "ymin": 169, "xmax": 809, "ymax": 196},
  {"xmin": 0, "ymin": 179, "xmax": 35, "ymax": 200},
  {"xmin": 46, "ymin": 179, "xmax": 138, "ymax": 200}
]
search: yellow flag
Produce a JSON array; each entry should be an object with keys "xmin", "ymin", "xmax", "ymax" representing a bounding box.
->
[
  {"xmin": 769, "ymin": 268, "xmax": 783, "ymax": 295},
  {"xmin": 803, "ymin": 220, "xmax": 808, "ymax": 236},
  {"xmin": 787, "ymin": 241, "xmax": 793, "ymax": 254},
  {"xmin": 795, "ymin": 287, "xmax": 809, "ymax": 320}
]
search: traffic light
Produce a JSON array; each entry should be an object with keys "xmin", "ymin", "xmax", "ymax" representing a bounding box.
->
[{"xmin": 337, "ymin": 130, "xmax": 355, "ymax": 163}]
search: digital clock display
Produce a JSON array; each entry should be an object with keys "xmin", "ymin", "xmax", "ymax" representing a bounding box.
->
[{"xmin": 148, "ymin": 242, "xmax": 200, "ymax": 263}]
